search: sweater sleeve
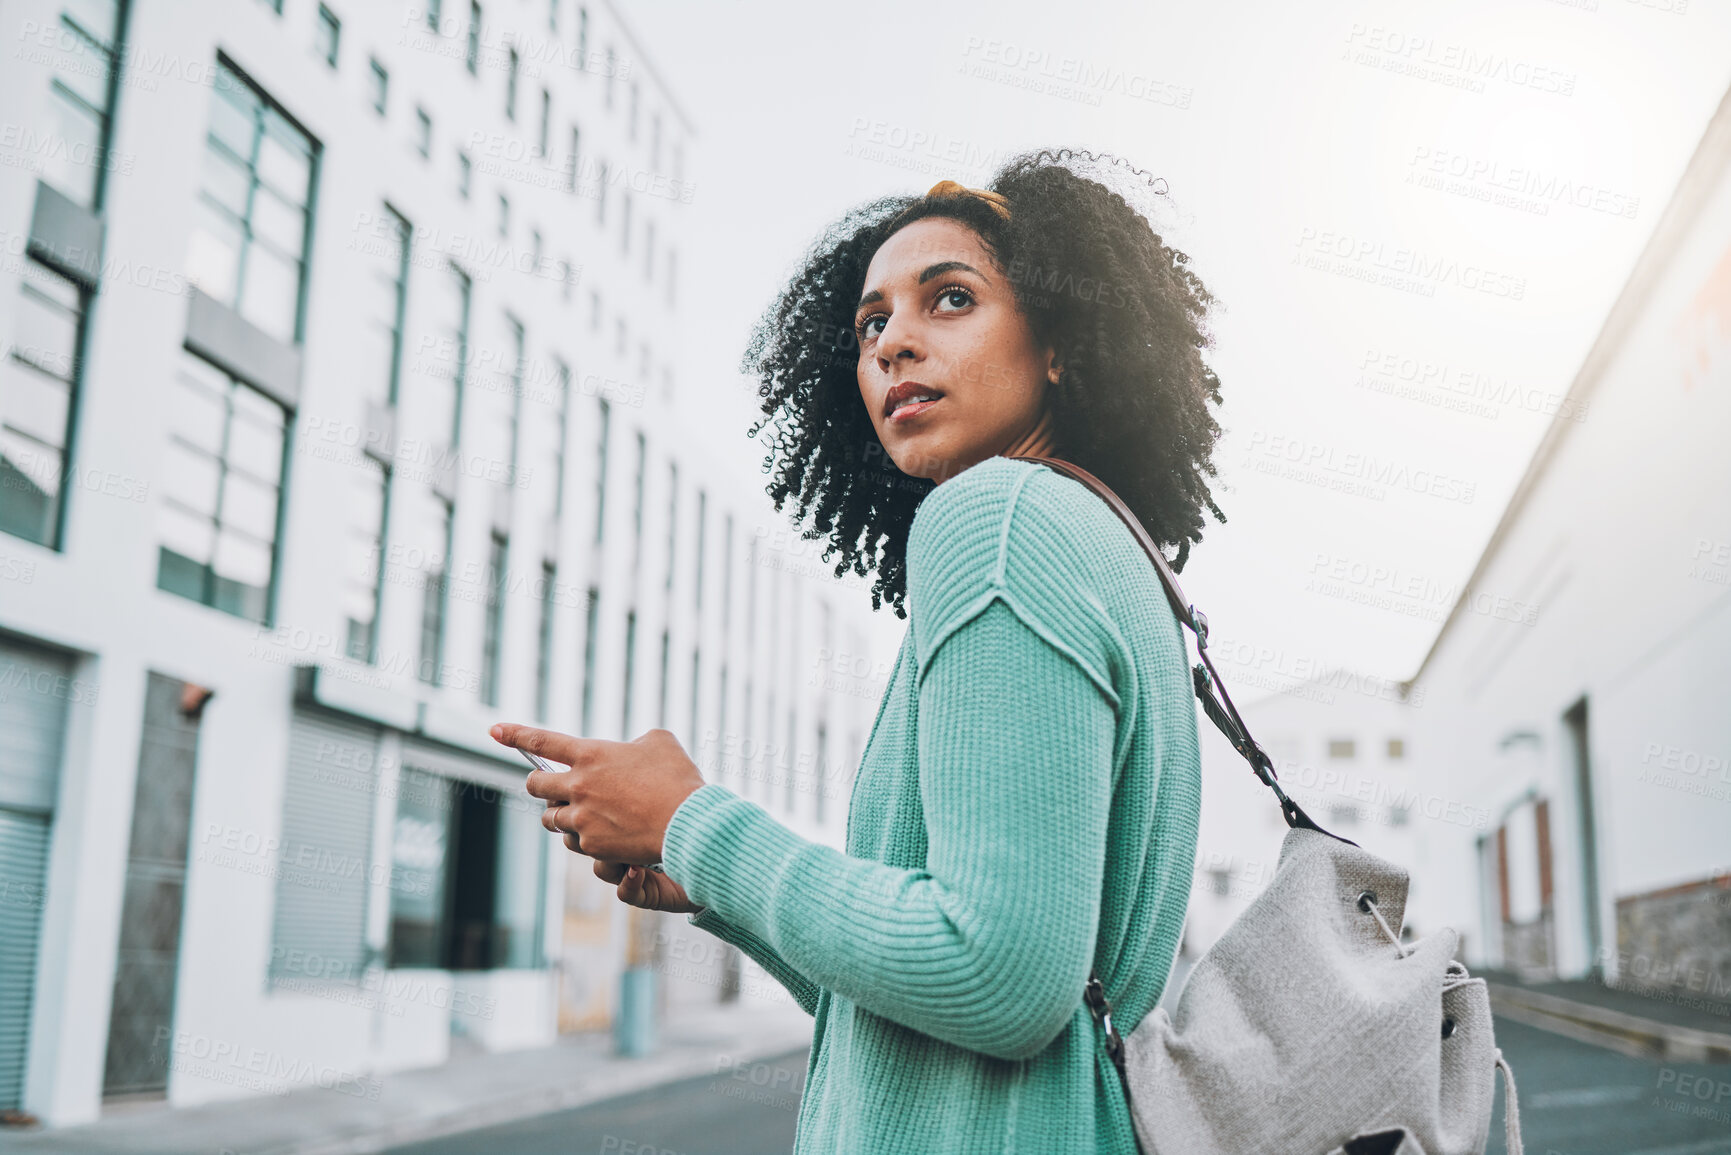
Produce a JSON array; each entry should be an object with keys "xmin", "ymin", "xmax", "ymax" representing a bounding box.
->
[
  {"xmin": 658, "ymin": 461, "xmax": 1124, "ymax": 1061},
  {"xmin": 685, "ymin": 906, "xmax": 822, "ymax": 1016}
]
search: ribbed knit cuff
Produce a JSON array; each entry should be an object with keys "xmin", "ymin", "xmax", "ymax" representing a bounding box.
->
[{"xmin": 660, "ymin": 782, "xmax": 808, "ymax": 934}]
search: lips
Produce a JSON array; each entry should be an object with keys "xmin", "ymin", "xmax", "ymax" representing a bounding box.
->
[{"xmin": 884, "ymin": 381, "xmax": 946, "ymax": 420}]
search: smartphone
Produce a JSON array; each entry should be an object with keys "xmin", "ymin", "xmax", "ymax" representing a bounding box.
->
[{"xmin": 516, "ymin": 746, "xmax": 666, "ymax": 874}]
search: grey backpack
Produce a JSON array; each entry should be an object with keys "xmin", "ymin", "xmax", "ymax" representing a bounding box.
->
[{"xmin": 1012, "ymin": 456, "xmax": 1525, "ymax": 1155}]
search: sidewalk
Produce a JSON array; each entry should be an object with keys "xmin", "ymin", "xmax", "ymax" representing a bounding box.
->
[
  {"xmin": 0, "ymin": 1000, "xmax": 815, "ymax": 1155},
  {"xmin": 1481, "ymin": 967, "xmax": 1731, "ymax": 1063}
]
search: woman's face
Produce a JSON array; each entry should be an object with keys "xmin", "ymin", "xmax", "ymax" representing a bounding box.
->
[{"xmin": 854, "ymin": 217, "xmax": 1058, "ymax": 484}]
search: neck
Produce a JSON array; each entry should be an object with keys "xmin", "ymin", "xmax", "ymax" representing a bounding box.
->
[
  {"xmin": 930, "ymin": 408, "xmax": 1063, "ymax": 486},
  {"xmin": 999, "ymin": 406, "xmax": 1061, "ymax": 463}
]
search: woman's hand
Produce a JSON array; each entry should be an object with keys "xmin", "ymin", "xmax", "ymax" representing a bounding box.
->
[
  {"xmin": 594, "ymin": 859, "xmax": 705, "ymax": 915},
  {"xmin": 490, "ymin": 723, "xmax": 705, "ymax": 865}
]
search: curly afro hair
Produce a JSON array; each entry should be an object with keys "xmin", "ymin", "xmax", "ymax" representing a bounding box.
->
[{"xmin": 741, "ymin": 147, "xmax": 1227, "ymax": 619}]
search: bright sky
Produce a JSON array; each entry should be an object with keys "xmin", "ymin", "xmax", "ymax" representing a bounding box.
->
[{"xmin": 629, "ymin": 0, "xmax": 1731, "ymax": 690}]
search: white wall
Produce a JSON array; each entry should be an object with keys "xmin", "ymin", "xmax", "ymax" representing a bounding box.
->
[{"xmin": 1405, "ymin": 88, "xmax": 1731, "ymax": 981}]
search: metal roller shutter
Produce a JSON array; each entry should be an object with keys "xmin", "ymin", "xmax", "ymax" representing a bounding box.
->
[
  {"xmin": 0, "ymin": 637, "xmax": 73, "ymax": 1111},
  {"xmin": 268, "ymin": 710, "xmax": 381, "ymax": 987}
]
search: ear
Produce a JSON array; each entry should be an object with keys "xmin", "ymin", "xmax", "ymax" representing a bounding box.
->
[{"xmin": 1045, "ymin": 346, "xmax": 1062, "ymax": 386}]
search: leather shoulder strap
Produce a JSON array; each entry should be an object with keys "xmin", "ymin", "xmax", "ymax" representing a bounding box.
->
[{"xmin": 1009, "ymin": 454, "xmax": 1351, "ymax": 845}]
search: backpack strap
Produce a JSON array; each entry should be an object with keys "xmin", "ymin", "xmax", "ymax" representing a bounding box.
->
[
  {"xmin": 1009, "ymin": 453, "xmax": 1351, "ymax": 844},
  {"xmin": 1009, "ymin": 453, "xmax": 1363, "ymax": 1129}
]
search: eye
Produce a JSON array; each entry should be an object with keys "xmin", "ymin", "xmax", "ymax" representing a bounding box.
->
[
  {"xmin": 935, "ymin": 285, "xmax": 974, "ymax": 311},
  {"xmin": 855, "ymin": 312, "xmax": 886, "ymax": 340}
]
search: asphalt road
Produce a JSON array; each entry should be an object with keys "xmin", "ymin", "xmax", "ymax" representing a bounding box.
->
[
  {"xmin": 382, "ymin": 1047, "xmax": 810, "ymax": 1155},
  {"xmin": 382, "ymin": 1019, "xmax": 1731, "ymax": 1155}
]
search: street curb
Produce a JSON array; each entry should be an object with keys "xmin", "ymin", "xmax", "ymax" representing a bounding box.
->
[
  {"xmin": 276, "ymin": 1025, "xmax": 815, "ymax": 1155},
  {"xmin": 1488, "ymin": 982, "xmax": 1731, "ymax": 1063}
]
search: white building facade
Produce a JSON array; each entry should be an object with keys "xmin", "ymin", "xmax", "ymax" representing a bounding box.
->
[
  {"xmin": 1177, "ymin": 671, "xmax": 1433, "ymax": 967},
  {"xmin": 0, "ymin": 0, "xmax": 883, "ymax": 1127},
  {"xmin": 1402, "ymin": 83, "xmax": 1731, "ymax": 998}
]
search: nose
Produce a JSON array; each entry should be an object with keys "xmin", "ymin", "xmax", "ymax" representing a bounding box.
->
[{"xmin": 875, "ymin": 309, "xmax": 923, "ymax": 371}]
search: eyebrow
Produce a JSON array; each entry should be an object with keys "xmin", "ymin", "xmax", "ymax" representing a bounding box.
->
[{"xmin": 856, "ymin": 261, "xmax": 989, "ymax": 310}]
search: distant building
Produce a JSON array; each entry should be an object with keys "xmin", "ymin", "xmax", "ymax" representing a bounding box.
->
[
  {"xmin": 0, "ymin": 0, "xmax": 882, "ymax": 1126},
  {"xmin": 1402, "ymin": 82, "xmax": 1731, "ymax": 998},
  {"xmin": 1178, "ymin": 669, "xmax": 1425, "ymax": 970}
]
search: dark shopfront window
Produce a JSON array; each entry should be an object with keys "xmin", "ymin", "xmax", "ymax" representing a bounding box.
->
[{"xmin": 387, "ymin": 767, "xmax": 545, "ymax": 971}]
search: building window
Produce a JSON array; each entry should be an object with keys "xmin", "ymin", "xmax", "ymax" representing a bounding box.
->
[
  {"xmin": 36, "ymin": 0, "xmax": 128, "ymax": 209},
  {"xmin": 429, "ymin": 263, "xmax": 471, "ymax": 449},
  {"xmin": 551, "ymin": 360, "xmax": 571, "ymax": 519},
  {"xmin": 260, "ymin": 0, "xmax": 283, "ymax": 11},
  {"xmin": 645, "ymin": 220, "xmax": 655, "ymax": 281},
  {"xmin": 593, "ymin": 396, "xmax": 609, "ymax": 544},
  {"xmin": 548, "ymin": 0, "xmax": 558, "ymax": 30},
  {"xmin": 577, "ymin": 7, "xmax": 588, "ymax": 71},
  {"xmin": 457, "ymin": 149, "xmax": 472, "ymax": 198},
  {"xmin": 465, "ymin": 1, "xmax": 481, "ymax": 73},
  {"xmin": 504, "ymin": 314, "xmax": 526, "ymax": 483},
  {"xmin": 688, "ymin": 648, "xmax": 700, "ymax": 748},
  {"xmin": 621, "ymin": 191, "xmax": 631, "ymax": 254},
  {"xmin": 344, "ymin": 456, "xmax": 387, "ymax": 662},
  {"xmin": 344, "ymin": 207, "xmax": 411, "ymax": 659},
  {"xmin": 651, "ymin": 112, "xmax": 662, "ymax": 172},
  {"xmin": 368, "ymin": 58, "xmax": 387, "ymax": 114},
  {"xmin": 596, "ymin": 159, "xmax": 607, "ymax": 223},
  {"xmin": 365, "ymin": 207, "xmax": 412, "ymax": 404},
  {"xmin": 785, "ymin": 709, "xmax": 797, "ymax": 813},
  {"xmin": 716, "ymin": 664, "xmax": 729, "ymax": 778},
  {"xmin": 388, "ymin": 766, "xmax": 545, "ymax": 970},
  {"xmin": 529, "ymin": 230, "xmax": 542, "ymax": 275},
  {"xmin": 1327, "ymin": 738, "xmax": 1356, "ymax": 759},
  {"xmin": 497, "ymin": 192, "xmax": 509, "ymax": 237},
  {"xmin": 631, "ymin": 430, "xmax": 646, "ymax": 570},
  {"xmin": 666, "ymin": 249, "xmax": 676, "ymax": 306},
  {"xmin": 505, "ymin": 47, "xmax": 519, "ymax": 120},
  {"xmin": 426, "ymin": 0, "xmax": 441, "ymax": 30},
  {"xmin": 0, "ymin": 263, "xmax": 87, "ymax": 548},
  {"xmin": 721, "ymin": 514, "xmax": 734, "ymax": 633},
  {"xmin": 566, "ymin": 126, "xmax": 580, "ymax": 194},
  {"xmin": 1387, "ymin": 737, "xmax": 1406, "ymax": 759},
  {"xmin": 621, "ymin": 609, "xmax": 637, "ymax": 736},
  {"xmin": 814, "ymin": 723, "xmax": 827, "ymax": 824},
  {"xmin": 664, "ymin": 462, "xmax": 677, "ymax": 592},
  {"xmin": 315, "ymin": 5, "xmax": 340, "ymax": 67},
  {"xmin": 420, "ymin": 498, "xmax": 453, "ymax": 685},
  {"xmin": 537, "ymin": 88, "xmax": 550, "ymax": 158},
  {"xmin": 186, "ymin": 59, "xmax": 318, "ymax": 346},
  {"xmin": 589, "ymin": 290, "xmax": 601, "ymax": 332},
  {"xmin": 156, "ymin": 350, "xmax": 287, "ymax": 623},
  {"xmin": 604, "ymin": 46, "xmax": 615, "ymax": 107},
  {"xmin": 410, "ymin": 107, "xmax": 431, "ymax": 159},
  {"xmin": 580, "ymin": 586, "xmax": 599, "ymax": 734},
  {"xmin": 536, "ymin": 560, "xmax": 557, "ymax": 720},
  {"xmin": 480, "ymin": 531, "xmax": 507, "ymax": 705},
  {"xmin": 629, "ymin": 79, "xmax": 639, "ymax": 140},
  {"xmin": 657, "ymin": 628, "xmax": 670, "ymax": 728},
  {"xmin": 694, "ymin": 489, "xmax": 706, "ymax": 609}
]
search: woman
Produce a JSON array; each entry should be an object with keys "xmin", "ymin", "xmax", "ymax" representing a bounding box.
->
[{"xmin": 491, "ymin": 147, "xmax": 1228, "ymax": 1152}]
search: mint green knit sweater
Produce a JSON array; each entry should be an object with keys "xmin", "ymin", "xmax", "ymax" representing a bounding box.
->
[{"xmin": 661, "ymin": 455, "xmax": 1202, "ymax": 1153}]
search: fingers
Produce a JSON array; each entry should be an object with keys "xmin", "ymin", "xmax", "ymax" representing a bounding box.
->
[
  {"xmin": 491, "ymin": 723, "xmax": 584, "ymax": 766},
  {"xmin": 594, "ymin": 859, "xmax": 628, "ymax": 884},
  {"xmin": 525, "ymin": 767, "xmax": 575, "ymax": 803},
  {"xmin": 565, "ymin": 833, "xmax": 586, "ymax": 855},
  {"xmin": 542, "ymin": 802, "xmax": 580, "ymax": 835}
]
